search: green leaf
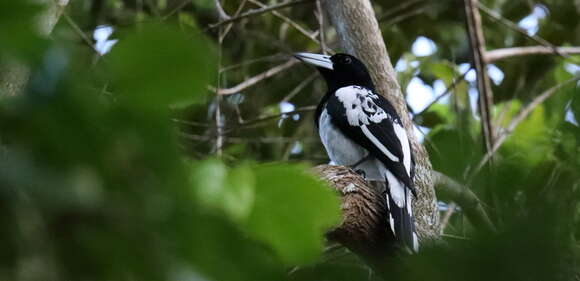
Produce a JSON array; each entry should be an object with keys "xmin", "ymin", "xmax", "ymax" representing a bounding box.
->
[
  {"xmin": 190, "ymin": 159, "xmax": 255, "ymax": 223},
  {"xmin": 427, "ymin": 127, "xmax": 481, "ymax": 181},
  {"xmin": 423, "ymin": 60, "xmax": 456, "ymax": 85},
  {"xmin": 107, "ymin": 22, "xmax": 215, "ymax": 110},
  {"xmin": 502, "ymin": 104, "xmax": 552, "ymax": 166},
  {"xmin": 246, "ymin": 163, "xmax": 340, "ymax": 265},
  {"xmin": 417, "ymin": 103, "xmax": 453, "ymax": 128},
  {"xmin": 0, "ymin": 0, "xmax": 48, "ymax": 60}
]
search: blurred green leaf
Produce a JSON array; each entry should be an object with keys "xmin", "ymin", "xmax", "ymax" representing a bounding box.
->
[
  {"xmin": 417, "ymin": 103, "xmax": 453, "ymax": 128},
  {"xmin": 0, "ymin": 0, "xmax": 48, "ymax": 60},
  {"xmin": 190, "ymin": 159, "xmax": 255, "ymax": 223},
  {"xmin": 107, "ymin": 22, "xmax": 215, "ymax": 109},
  {"xmin": 423, "ymin": 60, "xmax": 456, "ymax": 85},
  {"xmin": 427, "ymin": 127, "xmax": 481, "ymax": 181},
  {"xmin": 246, "ymin": 164, "xmax": 340, "ymax": 265},
  {"xmin": 503, "ymin": 104, "xmax": 552, "ymax": 166}
]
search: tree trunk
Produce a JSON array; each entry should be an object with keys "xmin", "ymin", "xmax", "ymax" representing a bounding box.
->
[{"xmin": 320, "ymin": 0, "xmax": 440, "ymax": 240}]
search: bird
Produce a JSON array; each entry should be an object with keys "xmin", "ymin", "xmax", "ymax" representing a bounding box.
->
[{"xmin": 294, "ymin": 52, "xmax": 418, "ymax": 252}]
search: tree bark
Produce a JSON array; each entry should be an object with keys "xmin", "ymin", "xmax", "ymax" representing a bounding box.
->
[{"xmin": 320, "ymin": 0, "xmax": 440, "ymax": 240}]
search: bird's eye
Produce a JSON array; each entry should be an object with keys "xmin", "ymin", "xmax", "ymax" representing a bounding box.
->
[{"xmin": 343, "ymin": 57, "xmax": 352, "ymax": 64}]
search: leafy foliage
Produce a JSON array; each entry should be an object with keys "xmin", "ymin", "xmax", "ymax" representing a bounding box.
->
[{"xmin": 1, "ymin": 0, "xmax": 580, "ymax": 280}]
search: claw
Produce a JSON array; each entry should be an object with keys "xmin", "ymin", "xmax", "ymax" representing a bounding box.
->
[{"xmin": 354, "ymin": 169, "xmax": 366, "ymax": 178}]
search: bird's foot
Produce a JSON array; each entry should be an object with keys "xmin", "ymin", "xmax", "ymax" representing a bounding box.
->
[
  {"xmin": 349, "ymin": 154, "xmax": 372, "ymax": 170},
  {"xmin": 354, "ymin": 169, "xmax": 366, "ymax": 179}
]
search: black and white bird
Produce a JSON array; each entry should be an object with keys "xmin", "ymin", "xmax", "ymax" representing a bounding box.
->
[{"xmin": 294, "ymin": 52, "xmax": 418, "ymax": 251}]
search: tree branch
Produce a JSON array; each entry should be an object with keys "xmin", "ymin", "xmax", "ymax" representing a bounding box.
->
[
  {"xmin": 213, "ymin": 59, "xmax": 299, "ymax": 95},
  {"xmin": 486, "ymin": 46, "xmax": 580, "ymax": 63},
  {"xmin": 432, "ymin": 171, "xmax": 496, "ymax": 233},
  {"xmin": 464, "ymin": 0, "xmax": 495, "ymax": 159},
  {"xmin": 314, "ymin": 165, "xmax": 397, "ymax": 271},
  {"xmin": 208, "ymin": 0, "xmax": 313, "ymax": 29},
  {"xmin": 477, "ymin": 3, "xmax": 578, "ymax": 62},
  {"xmin": 248, "ymin": 0, "xmax": 328, "ymax": 49},
  {"xmin": 473, "ymin": 75, "xmax": 580, "ymax": 176},
  {"xmin": 413, "ymin": 68, "xmax": 470, "ymax": 119}
]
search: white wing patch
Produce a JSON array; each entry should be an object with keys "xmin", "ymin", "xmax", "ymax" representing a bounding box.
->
[
  {"xmin": 384, "ymin": 169, "xmax": 405, "ymax": 207},
  {"xmin": 360, "ymin": 125, "xmax": 399, "ymax": 162},
  {"xmin": 336, "ymin": 86, "xmax": 401, "ymax": 163},
  {"xmin": 335, "ymin": 86, "xmax": 390, "ymax": 126},
  {"xmin": 393, "ymin": 123, "xmax": 412, "ymax": 176}
]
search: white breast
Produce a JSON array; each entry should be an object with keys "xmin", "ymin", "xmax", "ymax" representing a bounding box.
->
[{"xmin": 318, "ymin": 108, "xmax": 383, "ymax": 181}]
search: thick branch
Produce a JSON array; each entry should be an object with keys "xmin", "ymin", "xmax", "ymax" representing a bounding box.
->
[
  {"xmin": 464, "ymin": 0, "xmax": 495, "ymax": 157},
  {"xmin": 314, "ymin": 165, "xmax": 397, "ymax": 272},
  {"xmin": 486, "ymin": 46, "xmax": 580, "ymax": 63},
  {"xmin": 432, "ymin": 171, "xmax": 496, "ymax": 233},
  {"xmin": 321, "ymin": 0, "xmax": 440, "ymax": 240}
]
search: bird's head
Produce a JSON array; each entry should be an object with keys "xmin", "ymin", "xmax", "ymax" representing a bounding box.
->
[{"xmin": 294, "ymin": 52, "xmax": 375, "ymax": 92}]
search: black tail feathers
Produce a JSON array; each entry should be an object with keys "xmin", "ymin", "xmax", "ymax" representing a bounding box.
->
[{"xmin": 386, "ymin": 188, "xmax": 418, "ymax": 252}]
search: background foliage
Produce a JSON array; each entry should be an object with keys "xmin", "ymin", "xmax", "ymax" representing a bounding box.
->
[{"xmin": 1, "ymin": 0, "xmax": 580, "ymax": 280}]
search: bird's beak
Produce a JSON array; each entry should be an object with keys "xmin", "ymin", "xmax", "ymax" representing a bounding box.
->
[{"xmin": 293, "ymin": 52, "xmax": 333, "ymax": 70}]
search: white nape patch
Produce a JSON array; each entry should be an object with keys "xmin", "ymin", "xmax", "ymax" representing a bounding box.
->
[
  {"xmin": 335, "ymin": 86, "xmax": 389, "ymax": 126},
  {"xmin": 393, "ymin": 123, "xmax": 411, "ymax": 176},
  {"xmin": 385, "ymin": 169, "xmax": 405, "ymax": 207},
  {"xmin": 413, "ymin": 232, "xmax": 419, "ymax": 252},
  {"xmin": 361, "ymin": 125, "xmax": 399, "ymax": 162},
  {"xmin": 343, "ymin": 183, "xmax": 357, "ymax": 193}
]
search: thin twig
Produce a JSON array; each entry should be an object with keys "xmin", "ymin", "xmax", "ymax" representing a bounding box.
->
[
  {"xmin": 220, "ymin": 0, "xmax": 248, "ymax": 41},
  {"xmin": 472, "ymin": 75, "xmax": 580, "ymax": 176},
  {"xmin": 377, "ymin": 0, "xmax": 423, "ymax": 22},
  {"xmin": 214, "ymin": 59, "xmax": 299, "ymax": 95},
  {"xmin": 214, "ymin": 0, "xmax": 231, "ymax": 20},
  {"xmin": 440, "ymin": 202, "xmax": 457, "ymax": 234},
  {"xmin": 478, "ymin": 3, "xmax": 578, "ymax": 63},
  {"xmin": 180, "ymin": 133, "xmax": 318, "ymax": 143},
  {"xmin": 382, "ymin": 4, "xmax": 432, "ymax": 26},
  {"xmin": 220, "ymin": 53, "xmax": 285, "ymax": 73},
  {"xmin": 172, "ymin": 118, "xmax": 213, "ymax": 128},
  {"xmin": 464, "ymin": 0, "xmax": 495, "ymax": 160},
  {"xmin": 215, "ymin": 21, "xmax": 225, "ymax": 156},
  {"xmin": 62, "ymin": 12, "xmax": 100, "ymax": 55},
  {"xmin": 248, "ymin": 0, "xmax": 323, "ymax": 47},
  {"xmin": 315, "ymin": 0, "xmax": 327, "ymax": 54},
  {"xmin": 486, "ymin": 46, "xmax": 580, "ymax": 63},
  {"xmin": 413, "ymin": 68, "xmax": 471, "ymax": 119},
  {"xmin": 208, "ymin": 0, "xmax": 313, "ymax": 29},
  {"xmin": 238, "ymin": 106, "xmax": 316, "ymax": 126},
  {"xmin": 281, "ymin": 72, "xmax": 317, "ymax": 102},
  {"xmin": 163, "ymin": 0, "xmax": 190, "ymax": 19}
]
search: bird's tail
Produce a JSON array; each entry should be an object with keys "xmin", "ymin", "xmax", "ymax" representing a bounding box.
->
[{"xmin": 385, "ymin": 181, "xmax": 419, "ymax": 252}]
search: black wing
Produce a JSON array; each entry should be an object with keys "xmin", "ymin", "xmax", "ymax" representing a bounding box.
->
[{"xmin": 325, "ymin": 86, "xmax": 413, "ymax": 188}]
